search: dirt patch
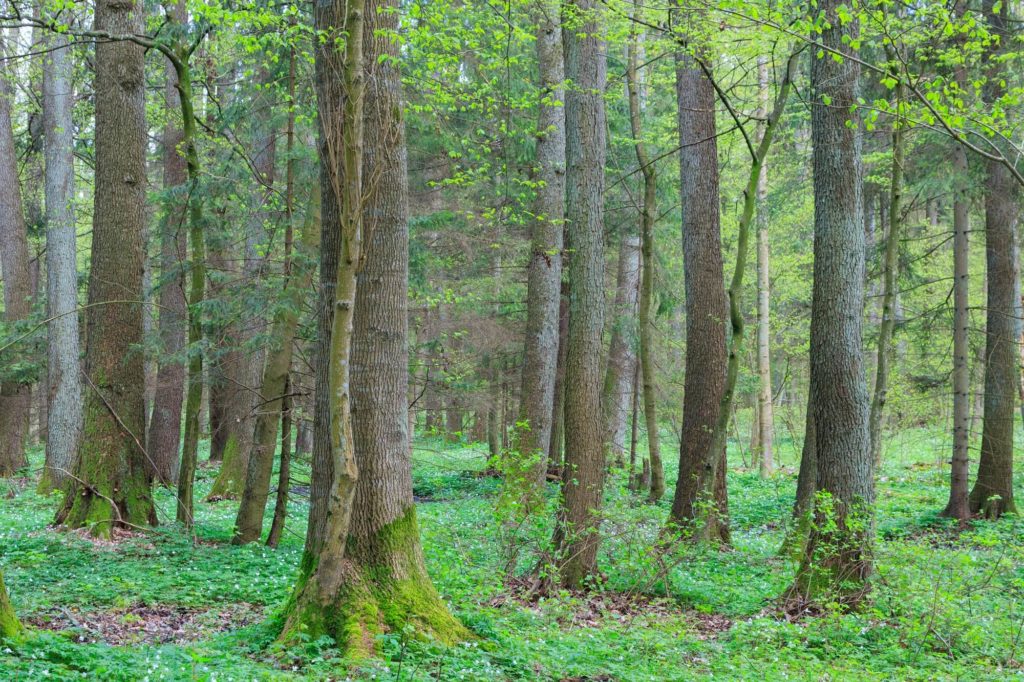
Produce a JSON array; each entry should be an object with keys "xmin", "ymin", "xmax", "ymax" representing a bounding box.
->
[{"xmin": 27, "ymin": 602, "xmax": 264, "ymax": 645}]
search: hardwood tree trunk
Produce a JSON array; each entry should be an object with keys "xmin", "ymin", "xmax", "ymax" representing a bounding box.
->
[
  {"xmin": 39, "ymin": 26, "xmax": 82, "ymax": 490},
  {"xmin": 548, "ymin": 281, "xmax": 570, "ymax": 467},
  {"xmin": 56, "ymin": 0, "xmax": 156, "ymax": 536},
  {"xmin": 550, "ymin": 0, "xmax": 609, "ymax": 589},
  {"xmin": 147, "ymin": 0, "xmax": 189, "ymax": 487},
  {"xmin": 668, "ymin": 36, "xmax": 729, "ymax": 543},
  {"xmin": 754, "ymin": 55, "xmax": 774, "ymax": 478},
  {"xmin": 602, "ymin": 235, "xmax": 640, "ymax": 468},
  {"xmin": 969, "ymin": 0, "xmax": 1019, "ymax": 519},
  {"xmin": 789, "ymin": 0, "xmax": 873, "ymax": 603},
  {"xmin": 0, "ymin": 34, "xmax": 32, "ymax": 477},
  {"xmin": 0, "ymin": 571, "xmax": 20, "ymax": 639},
  {"xmin": 509, "ymin": 0, "xmax": 565, "ymax": 512}
]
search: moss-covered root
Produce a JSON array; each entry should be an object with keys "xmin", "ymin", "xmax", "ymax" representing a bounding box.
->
[
  {"xmin": 278, "ymin": 508, "xmax": 469, "ymax": 657},
  {"xmin": 0, "ymin": 572, "xmax": 23, "ymax": 640}
]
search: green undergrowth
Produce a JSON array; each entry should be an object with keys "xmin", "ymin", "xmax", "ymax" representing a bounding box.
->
[{"xmin": 1, "ymin": 427, "xmax": 1023, "ymax": 679}]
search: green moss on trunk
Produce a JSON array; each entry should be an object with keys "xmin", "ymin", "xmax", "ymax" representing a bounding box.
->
[
  {"xmin": 207, "ymin": 433, "xmax": 245, "ymax": 500},
  {"xmin": 278, "ymin": 507, "xmax": 468, "ymax": 656},
  {"xmin": 0, "ymin": 572, "xmax": 22, "ymax": 640}
]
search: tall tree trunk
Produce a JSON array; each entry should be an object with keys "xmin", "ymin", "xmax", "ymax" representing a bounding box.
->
[
  {"xmin": 602, "ymin": 235, "xmax": 640, "ymax": 468},
  {"xmin": 147, "ymin": 0, "xmax": 188, "ymax": 487},
  {"xmin": 789, "ymin": 0, "xmax": 872, "ymax": 603},
  {"xmin": 868, "ymin": 70, "xmax": 905, "ymax": 468},
  {"xmin": 266, "ymin": 375, "xmax": 292, "ymax": 549},
  {"xmin": 56, "ymin": 0, "xmax": 156, "ymax": 536},
  {"xmin": 624, "ymin": 14, "xmax": 663, "ymax": 500},
  {"xmin": 39, "ymin": 26, "xmax": 81, "ymax": 491},
  {"xmin": 548, "ymin": 281, "xmax": 569, "ymax": 467},
  {"xmin": 0, "ymin": 32, "xmax": 32, "ymax": 477},
  {"xmin": 941, "ymin": 137, "xmax": 971, "ymax": 522},
  {"xmin": 233, "ymin": 186, "xmax": 320, "ymax": 544},
  {"xmin": 668, "ymin": 32, "xmax": 729, "ymax": 543},
  {"xmin": 312, "ymin": 0, "xmax": 467, "ymax": 645},
  {"xmin": 278, "ymin": 0, "xmax": 365, "ymax": 641},
  {"xmin": 510, "ymin": 0, "xmax": 565, "ymax": 510},
  {"xmin": 969, "ymin": 0, "xmax": 1019, "ymax": 519},
  {"xmin": 754, "ymin": 55, "xmax": 774, "ymax": 478},
  {"xmin": 550, "ymin": 0, "xmax": 608, "ymax": 589}
]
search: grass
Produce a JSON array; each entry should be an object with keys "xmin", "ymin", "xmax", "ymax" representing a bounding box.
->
[{"xmin": 2, "ymin": 423, "xmax": 1024, "ymax": 680}]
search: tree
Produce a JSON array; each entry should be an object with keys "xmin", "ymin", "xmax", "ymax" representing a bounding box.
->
[
  {"xmin": 56, "ymin": 0, "xmax": 156, "ymax": 536},
  {"xmin": 668, "ymin": 26, "xmax": 729, "ymax": 543},
  {"xmin": 753, "ymin": 55, "xmax": 774, "ymax": 478},
  {"xmin": 0, "ymin": 30, "xmax": 33, "ymax": 478},
  {"xmin": 788, "ymin": 0, "xmax": 872, "ymax": 602},
  {"xmin": 147, "ymin": 0, "xmax": 189, "ymax": 488},
  {"xmin": 510, "ymin": 0, "xmax": 565, "ymax": 512},
  {"xmin": 602, "ymin": 235, "xmax": 640, "ymax": 468},
  {"xmin": 39, "ymin": 20, "xmax": 82, "ymax": 492},
  {"xmin": 968, "ymin": 0, "xmax": 1019, "ymax": 519},
  {"xmin": 550, "ymin": 0, "xmax": 609, "ymax": 589}
]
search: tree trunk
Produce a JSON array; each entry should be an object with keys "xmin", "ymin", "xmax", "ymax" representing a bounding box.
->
[
  {"xmin": 0, "ymin": 32, "xmax": 32, "ymax": 477},
  {"xmin": 550, "ymin": 0, "xmax": 608, "ymax": 589},
  {"xmin": 0, "ymin": 571, "xmax": 20, "ymax": 639},
  {"xmin": 278, "ymin": 0, "xmax": 365, "ymax": 642},
  {"xmin": 56, "ymin": 0, "xmax": 156, "ymax": 536},
  {"xmin": 322, "ymin": 0, "xmax": 468, "ymax": 643},
  {"xmin": 39, "ymin": 26, "xmax": 81, "ymax": 491},
  {"xmin": 548, "ymin": 281, "xmax": 570, "ymax": 467},
  {"xmin": 789, "ymin": 0, "xmax": 872, "ymax": 603},
  {"xmin": 510, "ymin": 0, "xmax": 565, "ymax": 510},
  {"xmin": 969, "ymin": 0, "xmax": 1018, "ymax": 519},
  {"xmin": 602, "ymin": 235, "xmax": 640, "ymax": 468},
  {"xmin": 233, "ymin": 186, "xmax": 321, "ymax": 544},
  {"xmin": 941, "ymin": 137, "xmax": 971, "ymax": 522},
  {"xmin": 266, "ymin": 375, "xmax": 292, "ymax": 549},
  {"xmin": 754, "ymin": 55, "xmax": 774, "ymax": 479},
  {"xmin": 668, "ymin": 36, "xmax": 729, "ymax": 543},
  {"xmin": 868, "ymin": 70, "xmax": 905, "ymax": 468},
  {"xmin": 147, "ymin": 0, "xmax": 188, "ymax": 487},
  {"xmin": 782, "ymin": 389, "xmax": 815, "ymax": 556}
]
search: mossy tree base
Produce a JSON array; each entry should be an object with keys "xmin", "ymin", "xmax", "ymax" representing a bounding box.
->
[
  {"xmin": 207, "ymin": 434, "xmax": 246, "ymax": 500},
  {"xmin": 0, "ymin": 572, "xmax": 22, "ymax": 640},
  {"xmin": 277, "ymin": 507, "xmax": 468, "ymax": 656}
]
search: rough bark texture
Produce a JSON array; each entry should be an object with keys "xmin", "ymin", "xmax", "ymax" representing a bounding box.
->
[
  {"xmin": 0, "ymin": 36, "xmax": 32, "ymax": 477},
  {"xmin": 669, "ymin": 45, "xmax": 729, "ymax": 543},
  {"xmin": 40, "ymin": 27, "xmax": 82, "ymax": 492},
  {"xmin": 550, "ymin": 0, "xmax": 608, "ymax": 589},
  {"xmin": 754, "ymin": 55, "xmax": 774, "ymax": 478},
  {"xmin": 969, "ymin": 0, "xmax": 1018, "ymax": 519},
  {"xmin": 548, "ymin": 281, "xmax": 569, "ymax": 466},
  {"xmin": 790, "ymin": 0, "xmax": 872, "ymax": 602},
  {"xmin": 602, "ymin": 236, "xmax": 640, "ymax": 467},
  {"xmin": 329, "ymin": 1, "xmax": 468, "ymax": 645},
  {"xmin": 233, "ymin": 187, "xmax": 320, "ymax": 544},
  {"xmin": 56, "ymin": 0, "xmax": 156, "ymax": 536},
  {"xmin": 510, "ymin": 0, "xmax": 565, "ymax": 511},
  {"xmin": 147, "ymin": 0, "xmax": 189, "ymax": 488}
]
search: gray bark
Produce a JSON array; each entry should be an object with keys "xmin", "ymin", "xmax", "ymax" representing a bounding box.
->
[{"xmin": 603, "ymin": 235, "xmax": 640, "ymax": 467}]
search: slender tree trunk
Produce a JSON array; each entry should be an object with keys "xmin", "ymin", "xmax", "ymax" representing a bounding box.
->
[
  {"xmin": 56, "ymin": 0, "xmax": 156, "ymax": 536},
  {"xmin": 266, "ymin": 375, "xmax": 292, "ymax": 549},
  {"xmin": 754, "ymin": 55, "xmax": 774, "ymax": 478},
  {"xmin": 278, "ymin": 0, "xmax": 365, "ymax": 641},
  {"xmin": 39, "ymin": 26, "xmax": 81, "ymax": 491},
  {"xmin": 668, "ymin": 32, "xmax": 729, "ymax": 542},
  {"xmin": 147, "ymin": 0, "xmax": 188, "ymax": 487},
  {"xmin": 868, "ymin": 71, "xmax": 904, "ymax": 468},
  {"xmin": 969, "ymin": 0, "xmax": 1019, "ymax": 519},
  {"xmin": 510, "ymin": 0, "xmax": 565, "ymax": 510},
  {"xmin": 625, "ymin": 16, "xmax": 663, "ymax": 501},
  {"xmin": 789, "ymin": 0, "xmax": 872, "ymax": 603},
  {"xmin": 551, "ymin": 0, "xmax": 608, "ymax": 589},
  {"xmin": 603, "ymin": 235, "xmax": 640, "ymax": 468},
  {"xmin": 942, "ymin": 138, "xmax": 971, "ymax": 522},
  {"xmin": 233, "ymin": 187, "xmax": 321, "ymax": 544},
  {"xmin": 548, "ymin": 281, "xmax": 569, "ymax": 467},
  {"xmin": 0, "ymin": 33, "xmax": 32, "ymax": 477}
]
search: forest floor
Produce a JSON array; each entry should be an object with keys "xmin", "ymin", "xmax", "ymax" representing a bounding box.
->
[{"xmin": 2, "ymin": 427, "xmax": 1024, "ymax": 680}]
